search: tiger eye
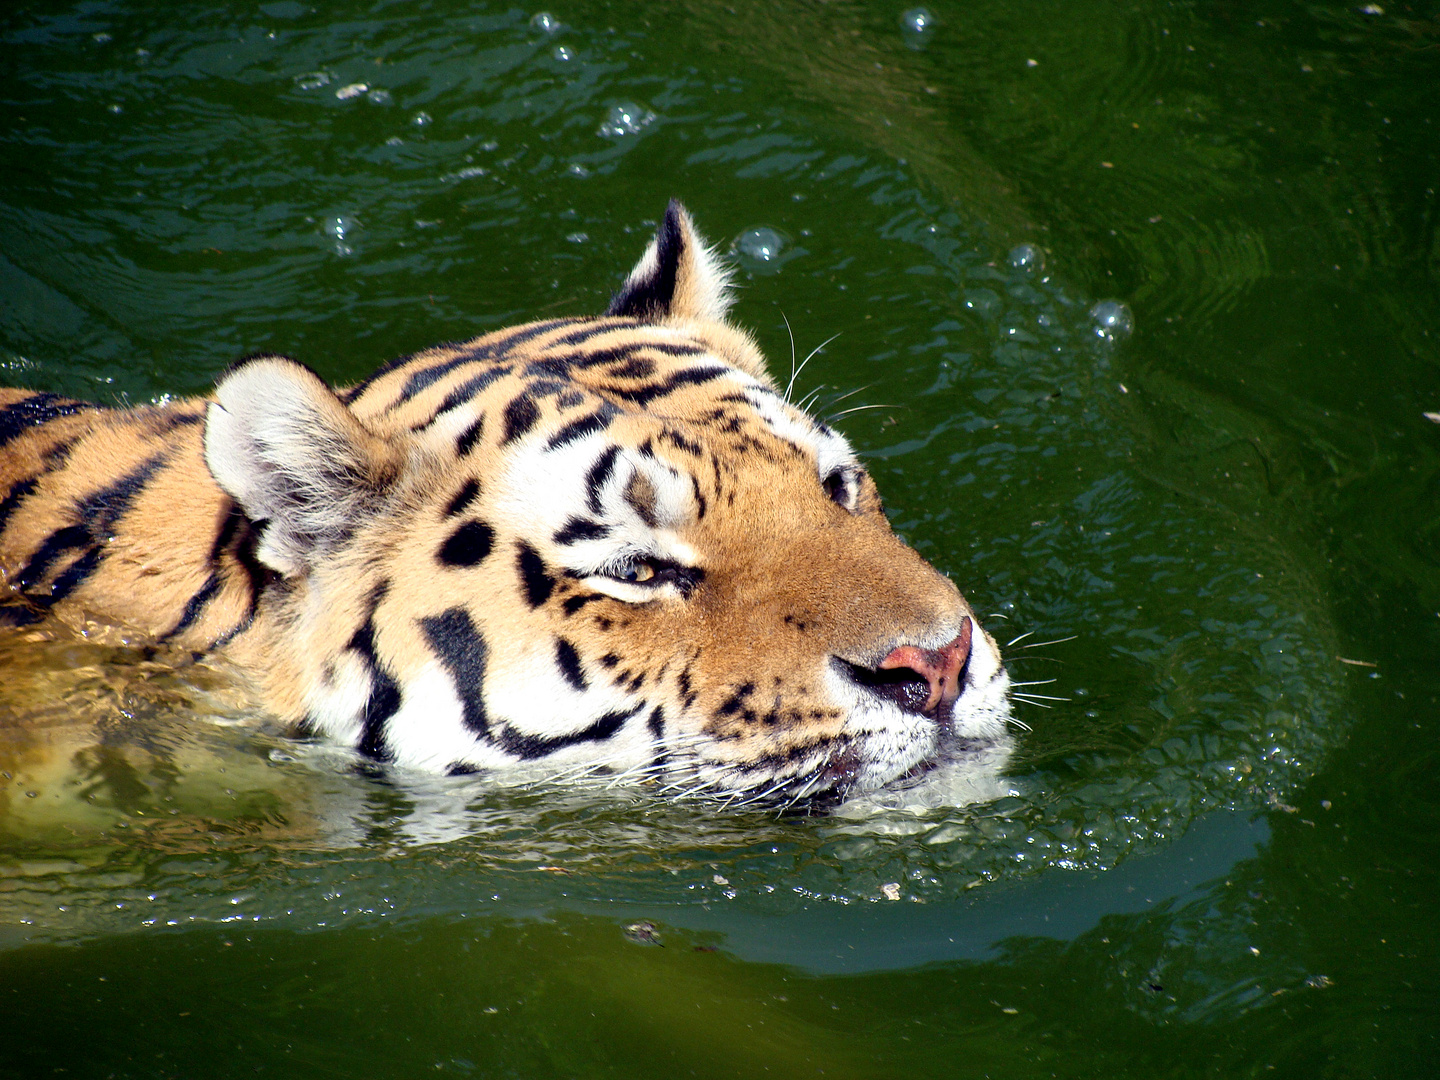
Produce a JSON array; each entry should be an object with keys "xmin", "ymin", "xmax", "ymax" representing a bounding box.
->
[{"xmin": 626, "ymin": 561, "xmax": 657, "ymax": 584}]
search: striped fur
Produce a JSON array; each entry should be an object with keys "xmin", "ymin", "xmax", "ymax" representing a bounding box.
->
[{"xmin": 0, "ymin": 202, "xmax": 1011, "ymax": 800}]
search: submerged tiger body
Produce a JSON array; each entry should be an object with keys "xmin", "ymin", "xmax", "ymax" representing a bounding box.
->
[{"xmin": 0, "ymin": 203, "xmax": 1011, "ymax": 802}]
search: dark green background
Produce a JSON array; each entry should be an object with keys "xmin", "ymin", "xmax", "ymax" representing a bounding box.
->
[{"xmin": 1, "ymin": 0, "xmax": 1436, "ymax": 1076}]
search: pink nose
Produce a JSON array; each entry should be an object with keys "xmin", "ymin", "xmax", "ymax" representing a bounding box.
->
[{"xmin": 878, "ymin": 618, "xmax": 973, "ymax": 715}]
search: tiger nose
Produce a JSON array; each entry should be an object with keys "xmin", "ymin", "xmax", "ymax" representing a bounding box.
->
[{"xmin": 878, "ymin": 618, "xmax": 973, "ymax": 715}]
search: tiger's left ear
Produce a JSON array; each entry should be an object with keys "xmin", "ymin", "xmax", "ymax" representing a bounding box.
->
[{"xmin": 606, "ymin": 199, "xmax": 735, "ymax": 324}]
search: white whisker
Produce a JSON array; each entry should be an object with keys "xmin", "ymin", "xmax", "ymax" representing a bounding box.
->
[
  {"xmin": 782, "ymin": 312, "xmax": 798, "ymax": 402},
  {"xmin": 785, "ymin": 331, "xmax": 842, "ymax": 405},
  {"xmin": 1019, "ymin": 635, "xmax": 1078, "ymax": 649},
  {"xmin": 828, "ymin": 403, "xmax": 891, "ymax": 419}
]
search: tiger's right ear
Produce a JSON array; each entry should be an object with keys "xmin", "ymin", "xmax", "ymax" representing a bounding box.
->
[
  {"xmin": 204, "ymin": 356, "xmax": 402, "ymax": 577},
  {"xmin": 606, "ymin": 199, "xmax": 735, "ymax": 324}
]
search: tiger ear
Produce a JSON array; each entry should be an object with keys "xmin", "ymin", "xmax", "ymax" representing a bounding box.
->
[
  {"xmin": 606, "ymin": 199, "xmax": 735, "ymax": 323},
  {"xmin": 204, "ymin": 356, "xmax": 401, "ymax": 577}
]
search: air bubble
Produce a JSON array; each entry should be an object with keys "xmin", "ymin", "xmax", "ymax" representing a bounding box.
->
[
  {"xmin": 731, "ymin": 227, "xmax": 790, "ymax": 273},
  {"xmin": 553, "ymin": 45, "xmax": 573, "ymax": 61},
  {"xmin": 335, "ymin": 82, "xmax": 368, "ymax": 101},
  {"xmin": 901, "ymin": 8, "xmax": 936, "ymax": 48},
  {"xmin": 530, "ymin": 12, "xmax": 559, "ymax": 33},
  {"xmin": 1089, "ymin": 300, "xmax": 1134, "ymax": 343},
  {"xmin": 598, "ymin": 102, "xmax": 656, "ymax": 138},
  {"xmin": 1008, "ymin": 243, "xmax": 1045, "ymax": 274},
  {"xmin": 963, "ymin": 288, "xmax": 1001, "ymax": 318},
  {"xmin": 366, "ymin": 89, "xmax": 392, "ymax": 106},
  {"xmin": 293, "ymin": 71, "xmax": 330, "ymax": 90},
  {"xmin": 411, "ymin": 111, "xmax": 432, "ymax": 126}
]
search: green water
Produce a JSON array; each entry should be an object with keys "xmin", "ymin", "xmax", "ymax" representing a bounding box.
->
[{"xmin": 1, "ymin": 0, "xmax": 1437, "ymax": 1075}]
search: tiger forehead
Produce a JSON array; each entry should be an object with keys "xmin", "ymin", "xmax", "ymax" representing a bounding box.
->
[{"xmin": 357, "ymin": 316, "xmax": 843, "ymax": 465}]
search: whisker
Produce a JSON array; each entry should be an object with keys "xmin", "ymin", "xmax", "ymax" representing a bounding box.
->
[
  {"xmin": 785, "ymin": 331, "xmax": 842, "ymax": 406},
  {"xmin": 782, "ymin": 312, "xmax": 799, "ymax": 403},
  {"xmin": 1006, "ymin": 631, "xmax": 1036, "ymax": 647},
  {"xmin": 1009, "ymin": 678, "xmax": 1057, "ymax": 688},
  {"xmin": 795, "ymin": 386, "xmax": 828, "ymax": 413},
  {"xmin": 1005, "ymin": 715, "xmax": 1033, "ymax": 732},
  {"xmin": 828, "ymin": 403, "xmax": 892, "ymax": 419},
  {"xmin": 1012, "ymin": 692, "xmax": 1069, "ymax": 702},
  {"xmin": 1011, "ymin": 699, "xmax": 1054, "ymax": 710},
  {"xmin": 1019, "ymin": 635, "xmax": 1078, "ymax": 649}
]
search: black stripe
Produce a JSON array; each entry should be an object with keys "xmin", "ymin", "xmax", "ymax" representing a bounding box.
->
[
  {"xmin": 434, "ymin": 367, "xmax": 511, "ymax": 417},
  {"xmin": 501, "ymin": 394, "xmax": 540, "ymax": 445},
  {"xmin": 419, "ymin": 607, "xmax": 490, "ymax": 736},
  {"xmin": 439, "ymin": 520, "xmax": 495, "ymax": 567},
  {"xmin": 0, "ymin": 604, "xmax": 42, "ymax": 628},
  {"xmin": 0, "ymin": 393, "xmax": 93, "ymax": 452},
  {"xmin": 691, "ymin": 475, "xmax": 707, "ymax": 520},
  {"xmin": 157, "ymin": 573, "xmax": 222, "ymax": 643},
  {"xmin": 569, "ymin": 341, "xmax": 706, "ymax": 370},
  {"xmin": 536, "ymin": 319, "xmax": 632, "ymax": 350},
  {"xmin": 584, "ymin": 445, "xmax": 622, "ymax": 514},
  {"xmin": 555, "ymin": 638, "xmax": 588, "ymax": 692},
  {"xmin": 496, "ymin": 704, "xmax": 641, "ymax": 760},
  {"xmin": 389, "ymin": 320, "xmax": 575, "ymax": 407},
  {"xmin": 605, "ymin": 357, "xmax": 656, "ymax": 380},
  {"xmin": 14, "ymin": 451, "xmax": 169, "ymax": 596},
  {"xmin": 445, "ymin": 478, "xmax": 481, "ymax": 517},
  {"xmin": 206, "ymin": 506, "xmax": 268, "ymax": 651},
  {"xmin": 545, "ymin": 406, "xmax": 616, "ymax": 451},
  {"xmin": 516, "ymin": 543, "xmax": 554, "ymax": 607},
  {"xmin": 561, "ymin": 592, "xmax": 604, "ymax": 615},
  {"xmin": 552, "ymin": 517, "xmax": 609, "ymax": 546},
  {"xmin": 456, "ymin": 415, "xmax": 485, "ymax": 456},
  {"xmin": 14, "ymin": 523, "xmax": 90, "ymax": 591},
  {"xmin": 661, "ymin": 426, "xmax": 704, "ymax": 457},
  {"xmin": 0, "ymin": 477, "xmax": 37, "ymax": 537},
  {"xmin": 43, "ymin": 547, "xmax": 101, "ymax": 607},
  {"xmin": 600, "ymin": 366, "xmax": 730, "ymax": 407},
  {"xmin": 349, "ymin": 581, "xmax": 400, "ymax": 761}
]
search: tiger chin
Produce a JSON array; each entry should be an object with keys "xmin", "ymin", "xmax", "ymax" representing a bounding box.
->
[{"xmin": 0, "ymin": 200, "xmax": 1013, "ymax": 807}]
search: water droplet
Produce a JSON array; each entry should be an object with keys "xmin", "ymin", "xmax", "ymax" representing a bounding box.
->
[
  {"xmin": 1089, "ymin": 300, "xmax": 1134, "ymax": 342},
  {"xmin": 294, "ymin": 71, "xmax": 330, "ymax": 91},
  {"xmin": 335, "ymin": 82, "xmax": 368, "ymax": 101},
  {"xmin": 325, "ymin": 215, "xmax": 356, "ymax": 255},
  {"xmin": 901, "ymin": 8, "xmax": 936, "ymax": 48},
  {"xmin": 566, "ymin": 162, "xmax": 590, "ymax": 177},
  {"xmin": 107, "ymin": 103, "xmax": 123, "ymax": 115},
  {"xmin": 411, "ymin": 111, "xmax": 431, "ymax": 126},
  {"xmin": 553, "ymin": 45, "xmax": 573, "ymax": 61},
  {"xmin": 731, "ymin": 227, "xmax": 790, "ymax": 273},
  {"xmin": 92, "ymin": 32, "xmax": 112, "ymax": 44},
  {"xmin": 530, "ymin": 11, "xmax": 560, "ymax": 33},
  {"xmin": 598, "ymin": 102, "xmax": 656, "ymax": 138},
  {"xmin": 566, "ymin": 232, "xmax": 588, "ymax": 244},
  {"xmin": 366, "ymin": 88, "xmax": 392, "ymax": 106},
  {"xmin": 1007, "ymin": 243, "xmax": 1045, "ymax": 274}
]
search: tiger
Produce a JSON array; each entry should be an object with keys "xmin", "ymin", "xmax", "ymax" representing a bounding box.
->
[{"xmin": 0, "ymin": 201, "xmax": 1012, "ymax": 804}]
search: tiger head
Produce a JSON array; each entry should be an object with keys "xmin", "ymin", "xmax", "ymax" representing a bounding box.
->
[{"xmin": 205, "ymin": 201, "xmax": 1012, "ymax": 802}]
